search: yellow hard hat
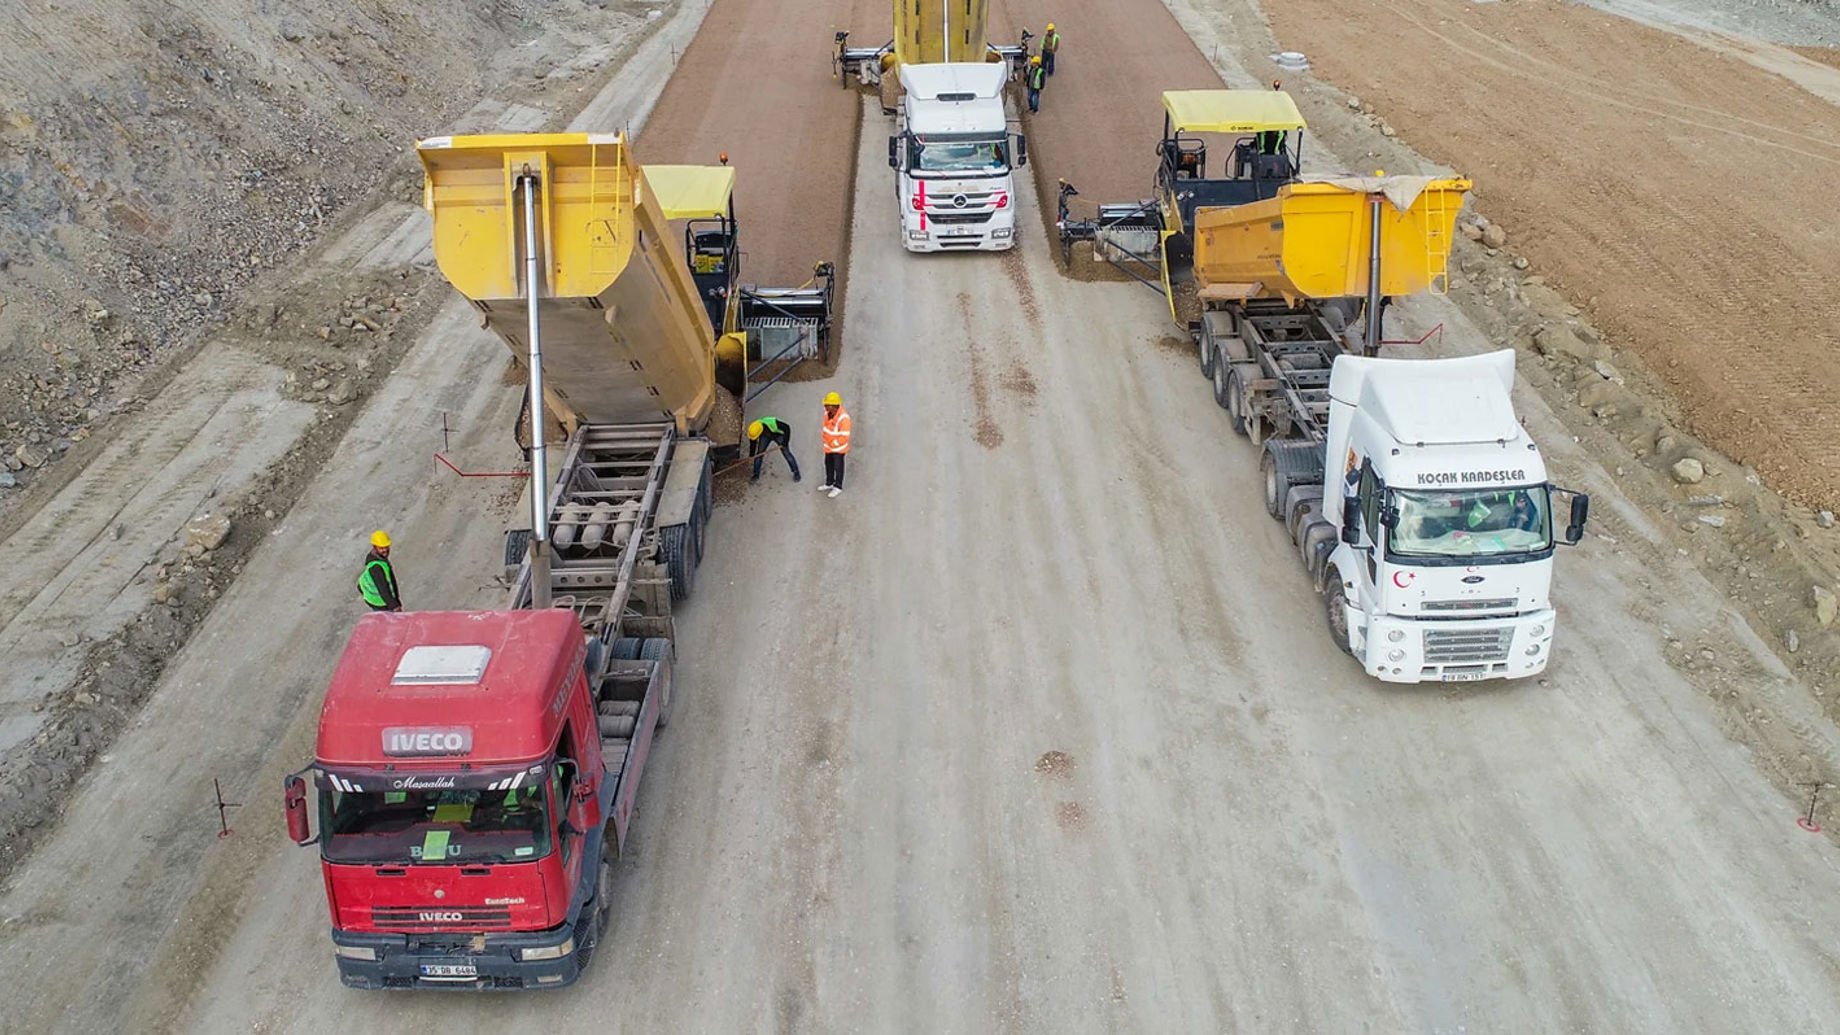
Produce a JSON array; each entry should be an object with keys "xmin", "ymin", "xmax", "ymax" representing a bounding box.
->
[
  {"xmin": 822, "ymin": 391, "xmax": 842, "ymax": 406},
  {"xmin": 1030, "ymin": 55, "xmax": 1041, "ymax": 65},
  {"xmin": 747, "ymin": 420, "xmax": 764, "ymax": 440},
  {"xmin": 370, "ymin": 530, "xmax": 391, "ymax": 548},
  {"xmin": 1046, "ymin": 22, "xmax": 1055, "ymax": 31}
]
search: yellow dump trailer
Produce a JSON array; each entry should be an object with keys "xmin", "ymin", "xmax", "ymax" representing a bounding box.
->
[
  {"xmin": 1192, "ymin": 176, "xmax": 1470, "ymax": 305},
  {"xmin": 417, "ymin": 132, "xmax": 725, "ymax": 436},
  {"xmin": 835, "ymin": 0, "xmax": 1028, "ymax": 93},
  {"xmin": 895, "ymin": 0, "xmax": 991, "ymax": 65}
]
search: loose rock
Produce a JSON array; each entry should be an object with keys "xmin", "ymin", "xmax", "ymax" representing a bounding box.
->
[
  {"xmin": 1481, "ymin": 224, "xmax": 1508, "ymax": 249},
  {"xmin": 1818, "ymin": 510, "xmax": 1836, "ymax": 530},
  {"xmin": 1671, "ymin": 458, "xmax": 1705, "ymax": 485},
  {"xmin": 1816, "ymin": 585, "xmax": 1837, "ymax": 628},
  {"xmin": 184, "ymin": 513, "xmax": 233, "ymax": 551},
  {"xmin": 14, "ymin": 443, "xmax": 49, "ymax": 469}
]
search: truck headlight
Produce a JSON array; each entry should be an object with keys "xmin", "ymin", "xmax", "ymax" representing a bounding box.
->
[
  {"xmin": 991, "ymin": 227, "xmax": 1013, "ymax": 238},
  {"xmin": 907, "ymin": 230, "xmax": 928, "ymax": 240},
  {"xmin": 520, "ymin": 937, "xmax": 575, "ymax": 962},
  {"xmin": 1387, "ymin": 648, "xmax": 1406, "ymax": 662},
  {"xmin": 1530, "ymin": 624, "xmax": 1547, "ymax": 638},
  {"xmin": 334, "ymin": 944, "xmax": 377, "ymax": 961},
  {"xmin": 1387, "ymin": 629, "xmax": 1405, "ymax": 643},
  {"xmin": 1525, "ymin": 644, "xmax": 1543, "ymax": 656}
]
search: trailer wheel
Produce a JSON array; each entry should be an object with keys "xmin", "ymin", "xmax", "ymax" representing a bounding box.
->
[
  {"xmin": 1225, "ymin": 368, "xmax": 1247, "ymax": 435},
  {"xmin": 1198, "ymin": 330, "xmax": 1217, "ymax": 380},
  {"xmin": 503, "ymin": 528, "xmax": 531, "ymax": 579},
  {"xmin": 1323, "ymin": 571, "xmax": 1356, "ymax": 657},
  {"xmin": 661, "ymin": 523, "xmax": 694, "ymax": 601},
  {"xmin": 611, "ymin": 637, "xmax": 644, "ymax": 661},
  {"xmin": 640, "ymin": 638, "xmax": 676, "ymax": 729}
]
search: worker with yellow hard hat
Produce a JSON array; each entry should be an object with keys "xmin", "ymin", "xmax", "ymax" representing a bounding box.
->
[
  {"xmin": 1025, "ymin": 54, "xmax": 1046, "ymax": 114},
  {"xmin": 819, "ymin": 391, "xmax": 852, "ymax": 499},
  {"xmin": 1041, "ymin": 22, "xmax": 1061, "ymax": 76},
  {"xmin": 357, "ymin": 530, "xmax": 402, "ymax": 612},
  {"xmin": 745, "ymin": 415, "xmax": 802, "ymax": 484}
]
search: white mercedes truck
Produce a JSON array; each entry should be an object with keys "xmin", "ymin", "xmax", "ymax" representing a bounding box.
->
[{"xmin": 887, "ymin": 62, "xmax": 1027, "ymax": 252}]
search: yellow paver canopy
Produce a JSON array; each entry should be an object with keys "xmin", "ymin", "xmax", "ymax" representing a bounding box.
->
[{"xmin": 1162, "ymin": 90, "xmax": 1307, "ymax": 134}]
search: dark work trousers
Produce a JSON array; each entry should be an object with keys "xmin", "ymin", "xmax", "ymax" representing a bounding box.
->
[
  {"xmin": 1027, "ymin": 85, "xmax": 1041, "ymax": 113},
  {"xmin": 751, "ymin": 430, "xmax": 801, "ymax": 481},
  {"xmin": 823, "ymin": 452, "xmax": 846, "ymax": 490},
  {"xmin": 1044, "ymin": 50, "xmax": 1056, "ymax": 75}
]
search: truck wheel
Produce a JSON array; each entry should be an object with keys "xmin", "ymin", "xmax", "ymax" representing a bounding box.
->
[
  {"xmin": 640, "ymin": 638, "xmax": 676, "ymax": 729},
  {"xmin": 593, "ymin": 834, "xmax": 616, "ymax": 942},
  {"xmin": 661, "ymin": 524, "xmax": 693, "ymax": 601},
  {"xmin": 1225, "ymin": 368, "xmax": 1247, "ymax": 434},
  {"xmin": 1261, "ymin": 450, "xmax": 1290, "ymax": 520},
  {"xmin": 611, "ymin": 637, "xmax": 644, "ymax": 661},
  {"xmin": 1198, "ymin": 331, "xmax": 1216, "ymax": 380},
  {"xmin": 503, "ymin": 528, "xmax": 531, "ymax": 579},
  {"xmin": 1323, "ymin": 572, "xmax": 1356, "ymax": 657}
]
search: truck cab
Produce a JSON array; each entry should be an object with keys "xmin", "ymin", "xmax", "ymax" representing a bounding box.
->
[
  {"xmin": 888, "ymin": 62, "xmax": 1026, "ymax": 252},
  {"xmin": 1317, "ymin": 351, "xmax": 1587, "ymax": 682},
  {"xmin": 284, "ymin": 609, "xmax": 672, "ymax": 989}
]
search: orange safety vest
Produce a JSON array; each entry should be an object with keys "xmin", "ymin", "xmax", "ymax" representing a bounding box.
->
[{"xmin": 822, "ymin": 407, "xmax": 852, "ymax": 454}]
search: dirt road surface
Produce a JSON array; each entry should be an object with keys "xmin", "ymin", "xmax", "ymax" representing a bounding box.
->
[
  {"xmin": 1262, "ymin": 0, "xmax": 1840, "ymax": 509},
  {"xmin": 636, "ymin": 0, "xmax": 884, "ymax": 289},
  {"xmin": 7, "ymin": 1, "xmax": 1840, "ymax": 1032}
]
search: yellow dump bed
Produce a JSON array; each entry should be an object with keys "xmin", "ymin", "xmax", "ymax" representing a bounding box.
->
[
  {"xmin": 895, "ymin": 0, "xmax": 992, "ymax": 65},
  {"xmin": 417, "ymin": 133, "xmax": 722, "ymax": 434},
  {"xmin": 1192, "ymin": 176, "xmax": 1470, "ymax": 303}
]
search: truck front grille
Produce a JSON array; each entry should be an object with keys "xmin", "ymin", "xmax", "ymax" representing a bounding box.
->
[
  {"xmin": 371, "ymin": 905, "xmax": 513, "ymax": 931},
  {"xmin": 925, "ymin": 210, "xmax": 994, "ymax": 225},
  {"xmin": 1422, "ymin": 598, "xmax": 1517, "ymax": 613},
  {"xmin": 1423, "ymin": 627, "xmax": 1513, "ymax": 665}
]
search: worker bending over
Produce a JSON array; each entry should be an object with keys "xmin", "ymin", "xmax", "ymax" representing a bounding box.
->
[
  {"xmin": 358, "ymin": 530, "xmax": 402, "ymax": 612},
  {"xmin": 747, "ymin": 417, "xmax": 802, "ymax": 483},
  {"xmin": 1041, "ymin": 22, "xmax": 1060, "ymax": 76},
  {"xmin": 1026, "ymin": 56, "xmax": 1046, "ymax": 114},
  {"xmin": 819, "ymin": 391, "xmax": 851, "ymax": 499}
]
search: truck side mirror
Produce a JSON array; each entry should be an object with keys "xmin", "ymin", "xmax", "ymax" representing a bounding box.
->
[
  {"xmin": 887, "ymin": 136, "xmax": 899, "ymax": 169},
  {"xmin": 1565, "ymin": 493, "xmax": 1590, "ymax": 545},
  {"xmin": 1340, "ymin": 498, "xmax": 1362, "ymax": 545},
  {"xmin": 284, "ymin": 774, "xmax": 314, "ymax": 846},
  {"xmin": 1015, "ymin": 134, "xmax": 1029, "ymax": 167},
  {"xmin": 1379, "ymin": 503, "xmax": 1400, "ymax": 529}
]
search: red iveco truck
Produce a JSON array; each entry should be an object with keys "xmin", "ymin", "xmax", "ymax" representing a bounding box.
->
[
  {"xmin": 282, "ymin": 133, "xmax": 831, "ymax": 989},
  {"xmin": 286, "ymin": 608, "xmax": 673, "ymax": 988}
]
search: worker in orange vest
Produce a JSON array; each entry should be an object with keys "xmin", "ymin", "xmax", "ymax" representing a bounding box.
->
[{"xmin": 818, "ymin": 391, "xmax": 851, "ymax": 499}]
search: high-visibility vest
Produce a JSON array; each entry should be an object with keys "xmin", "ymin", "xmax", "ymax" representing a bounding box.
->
[
  {"xmin": 1043, "ymin": 31, "xmax": 1060, "ymax": 54},
  {"xmin": 358, "ymin": 558, "xmax": 396, "ymax": 608},
  {"xmin": 822, "ymin": 408, "xmax": 852, "ymax": 454},
  {"xmin": 1027, "ymin": 65, "xmax": 1045, "ymax": 90},
  {"xmin": 758, "ymin": 416, "xmax": 786, "ymax": 436}
]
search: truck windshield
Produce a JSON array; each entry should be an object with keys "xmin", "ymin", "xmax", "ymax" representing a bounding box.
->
[
  {"xmin": 909, "ymin": 134, "xmax": 1008, "ymax": 175},
  {"xmin": 1388, "ymin": 486, "xmax": 1553, "ymax": 559},
  {"xmin": 319, "ymin": 783, "xmax": 554, "ymax": 865}
]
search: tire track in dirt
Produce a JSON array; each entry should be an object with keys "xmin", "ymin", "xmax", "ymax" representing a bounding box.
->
[{"xmin": 1264, "ymin": 0, "xmax": 1840, "ymax": 507}]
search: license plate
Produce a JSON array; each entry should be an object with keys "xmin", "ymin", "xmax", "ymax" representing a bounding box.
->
[
  {"xmin": 944, "ymin": 227, "xmax": 974, "ymax": 236},
  {"xmin": 420, "ymin": 962, "xmax": 477, "ymax": 978},
  {"xmin": 1441, "ymin": 671, "xmax": 1487, "ymax": 683}
]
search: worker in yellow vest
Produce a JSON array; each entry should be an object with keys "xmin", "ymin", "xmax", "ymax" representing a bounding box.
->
[
  {"xmin": 1026, "ymin": 56, "xmax": 1046, "ymax": 114},
  {"xmin": 819, "ymin": 391, "xmax": 852, "ymax": 499},
  {"xmin": 1041, "ymin": 23, "xmax": 1061, "ymax": 76},
  {"xmin": 357, "ymin": 530, "xmax": 402, "ymax": 612}
]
